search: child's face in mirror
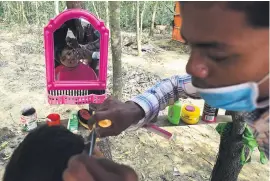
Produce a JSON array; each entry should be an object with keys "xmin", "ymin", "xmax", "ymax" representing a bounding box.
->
[{"xmin": 60, "ymin": 49, "xmax": 79, "ymax": 68}]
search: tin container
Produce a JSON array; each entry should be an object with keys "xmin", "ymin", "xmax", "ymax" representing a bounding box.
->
[
  {"xmin": 181, "ymin": 104, "xmax": 200, "ymax": 125},
  {"xmin": 20, "ymin": 106, "xmax": 38, "ymax": 131},
  {"xmin": 78, "ymin": 109, "xmax": 92, "ymax": 129},
  {"xmin": 202, "ymin": 103, "xmax": 219, "ymax": 123}
]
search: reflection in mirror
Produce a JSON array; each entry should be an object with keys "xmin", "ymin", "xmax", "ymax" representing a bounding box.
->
[
  {"xmin": 54, "ymin": 18, "xmax": 100, "ymax": 81},
  {"xmin": 44, "ymin": 9, "xmax": 109, "ymax": 104}
]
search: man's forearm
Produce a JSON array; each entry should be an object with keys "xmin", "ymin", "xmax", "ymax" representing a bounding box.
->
[
  {"xmin": 130, "ymin": 74, "xmax": 201, "ymax": 128},
  {"xmin": 81, "ymin": 39, "xmax": 100, "ymax": 52}
]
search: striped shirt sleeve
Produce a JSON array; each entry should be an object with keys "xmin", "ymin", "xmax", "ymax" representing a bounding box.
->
[{"xmin": 130, "ymin": 74, "xmax": 201, "ymax": 129}]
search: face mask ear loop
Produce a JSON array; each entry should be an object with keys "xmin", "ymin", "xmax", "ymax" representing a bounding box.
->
[{"xmin": 258, "ymin": 74, "xmax": 269, "ymax": 85}]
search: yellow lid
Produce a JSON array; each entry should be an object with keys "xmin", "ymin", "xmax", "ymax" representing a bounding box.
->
[
  {"xmin": 182, "ymin": 104, "xmax": 200, "ymax": 116},
  {"xmin": 181, "ymin": 104, "xmax": 200, "ymax": 125}
]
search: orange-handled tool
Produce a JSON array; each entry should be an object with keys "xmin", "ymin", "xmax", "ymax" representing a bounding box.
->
[
  {"xmin": 98, "ymin": 119, "xmax": 112, "ymax": 128},
  {"xmin": 88, "ymin": 120, "xmax": 112, "ymax": 156}
]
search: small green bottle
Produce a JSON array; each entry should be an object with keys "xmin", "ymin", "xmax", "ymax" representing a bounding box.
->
[
  {"xmin": 67, "ymin": 112, "xmax": 79, "ymax": 134},
  {"xmin": 167, "ymin": 101, "xmax": 182, "ymax": 125}
]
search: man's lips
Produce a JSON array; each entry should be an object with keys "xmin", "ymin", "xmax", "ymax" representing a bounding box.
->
[
  {"xmin": 191, "ymin": 77, "xmax": 222, "ymax": 89},
  {"xmin": 192, "ymin": 77, "xmax": 242, "ymax": 89},
  {"xmin": 191, "ymin": 77, "xmax": 210, "ymax": 88}
]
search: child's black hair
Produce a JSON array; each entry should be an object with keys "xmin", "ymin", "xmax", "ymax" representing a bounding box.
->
[{"xmin": 3, "ymin": 125, "xmax": 85, "ymax": 181}]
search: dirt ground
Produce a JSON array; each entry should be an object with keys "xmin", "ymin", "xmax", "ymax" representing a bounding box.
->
[{"xmin": 0, "ymin": 24, "xmax": 269, "ymax": 181}]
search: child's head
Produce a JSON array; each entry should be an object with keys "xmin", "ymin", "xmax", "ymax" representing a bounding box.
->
[
  {"xmin": 3, "ymin": 125, "xmax": 86, "ymax": 181},
  {"xmin": 60, "ymin": 47, "xmax": 93, "ymax": 67},
  {"xmin": 60, "ymin": 47, "xmax": 79, "ymax": 68}
]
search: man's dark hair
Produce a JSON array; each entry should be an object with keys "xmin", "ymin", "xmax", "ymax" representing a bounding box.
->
[
  {"xmin": 180, "ymin": 1, "xmax": 269, "ymax": 28},
  {"xmin": 3, "ymin": 125, "xmax": 85, "ymax": 181},
  {"xmin": 227, "ymin": 1, "xmax": 269, "ymax": 28}
]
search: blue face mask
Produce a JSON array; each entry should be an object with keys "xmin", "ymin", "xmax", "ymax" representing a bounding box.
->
[{"xmin": 193, "ymin": 75, "xmax": 269, "ymax": 112}]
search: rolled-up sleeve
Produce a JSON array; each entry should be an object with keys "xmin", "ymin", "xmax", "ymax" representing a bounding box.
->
[{"xmin": 129, "ymin": 74, "xmax": 201, "ymax": 129}]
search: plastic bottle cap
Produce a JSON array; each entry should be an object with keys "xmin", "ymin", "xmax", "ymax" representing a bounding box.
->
[
  {"xmin": 98, "ymin": 119, "xmax": 112, "ymax": 128},
  {"xmin": 185, "ymin": 105, "xmax": 195, "ymax": 112}
]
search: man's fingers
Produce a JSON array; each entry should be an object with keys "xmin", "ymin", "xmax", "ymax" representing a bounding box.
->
[
  {"xmin": 82, "ymin": 157, "xmax": 119, "ymax": 181},
  {"xmin": 95, "ymin": 126, "xmax": 118, "ymax": 137},
  {"xmin": 63, "ymin": 155, "xmax": 94, "ymax": 181},
  {"xmin": 96, "ymin": 97, "xmax": 114, "ymax": 111},
  {"xmin": 93, "ymin": 147, "xmax": 104, "ymax": 158},
  {"xmin": 88, "ymin": 97, "xmax": 129, "ymax": 137},
  {"xmin": 88, "ymin": 111, "xmax": 109, "ymax": 129},
  {"xmin": 63, "ymin": 166, "xmax": 94, "ymax": 181},
  {"xmin": 64, "ymin": 154, "xmax": 138, "ymax": 181},
  {"xmin": 62, "ymin": 169, "xmax": 77, "ymax": 181},
  {"xmin": 96, "ymin": 158, "xmax": 138, "ymax": 181},
  {"xmin": 67, "ymin": 154, "xmax": 87, "ymax": 170}
]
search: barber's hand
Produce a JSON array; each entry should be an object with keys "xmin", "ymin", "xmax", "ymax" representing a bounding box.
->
[
  {"xmin": 63, "ymin": 154, "xmax": 138, "ymax": 181},
  {"xmin": 66, "ymin": 37, "xmax": 80, "ymax": 48},
  {"xmin": 88, "ymin": 97, "xmax": 145, "ymax": 137}
]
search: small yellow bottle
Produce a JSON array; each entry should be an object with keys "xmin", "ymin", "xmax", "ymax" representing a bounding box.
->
[{"xmin": 181, "ymin": 104, "xmax": 200, "ymax": 125}]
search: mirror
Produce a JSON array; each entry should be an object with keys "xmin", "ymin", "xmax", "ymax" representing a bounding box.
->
[
  {"xmin": 44, "ymin": 9, "xmax": 109, "ymax": 104},
  {"xmin": 54, "ymin": 18, "xmax": 100, "ymax": 81}
]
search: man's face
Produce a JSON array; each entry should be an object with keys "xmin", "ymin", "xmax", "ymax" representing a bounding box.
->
[{"xmin": 181, "ymin": 2, "xmax": 269, "ymax": 98}]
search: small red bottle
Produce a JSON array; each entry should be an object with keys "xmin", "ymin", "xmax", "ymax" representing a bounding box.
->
[
  {"xmin": 46, "ymin": 113, "xmax": 61, "ymax": 126},
  {"xmin": 202, "ymin": 103, "xmax": 219, "ymax": 123}
]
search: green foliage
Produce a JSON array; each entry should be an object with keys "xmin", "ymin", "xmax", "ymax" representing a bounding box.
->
[{"xmin": 0, "ymin": 1, "xmax": 174, "ymax": 31}]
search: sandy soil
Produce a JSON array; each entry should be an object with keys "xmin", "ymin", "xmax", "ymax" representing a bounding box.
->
[{"xmin": 0, "ymin": 25, "xmax": 269, "ymax": 180}]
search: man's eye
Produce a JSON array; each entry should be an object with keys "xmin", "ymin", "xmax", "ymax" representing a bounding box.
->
[{"xmin": 208, "ymin": 55, "xmax": 229, "ymax": 62}]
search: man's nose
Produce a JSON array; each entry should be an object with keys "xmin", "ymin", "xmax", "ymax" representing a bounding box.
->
[{"xmin": 186, "ymin": 50, "xmax": 208, "ymax": 79}]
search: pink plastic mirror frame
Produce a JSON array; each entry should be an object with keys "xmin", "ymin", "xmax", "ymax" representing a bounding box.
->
[{"xmin": 44, "ymin": 9, "xmax": 109, "ymax": 91}]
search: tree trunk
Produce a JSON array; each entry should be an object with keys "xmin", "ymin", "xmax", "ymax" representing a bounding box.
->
[
  {"xmin": 4, "ymin": 2, "xmax": 10, "ymax": 21},
  {"xmin": 125, "ymin": 3, "xmax": 128, "ymax": 28},
  {"xmin": 66, "ymin": 1, "xmax": 85, "ymax": 9},
  {"xmin": 21, "ymin": 1, "xmax": 29, "ymax": 25},
  {"xmin": 105, "ymin": 1, "xmax": 109, "ymax": 28},
  {"xmin": 16, "ymin": 2, "xmax": 20, "ymax": 22},
  {"xmin": 149, "ymin": 1, "xmax": 158, "ymax": 37},
  {"xmin": 136, "ymin": 1, "xmax": 141, "ymax": 56},
  {"xmin": 210, "ymin": 111, "xmax": 249, "ymax": 181},
  {"xmin": 54, "ymin": 0, "xmax": 59, "ymax": 15},
  {"xmin": 140, "ymin": 1, "xmax": 146, "ymax": 38},
  {"xmin": 109, "ymin": 1, "xmax": 122, "ymax": 100},
  {"xmin": 131, "ymin": 2, "xmax": 135, "ymax": 22},
  {"xmin": 35, "ymin": 1, "xmax": 39, "ymax": 25}
]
